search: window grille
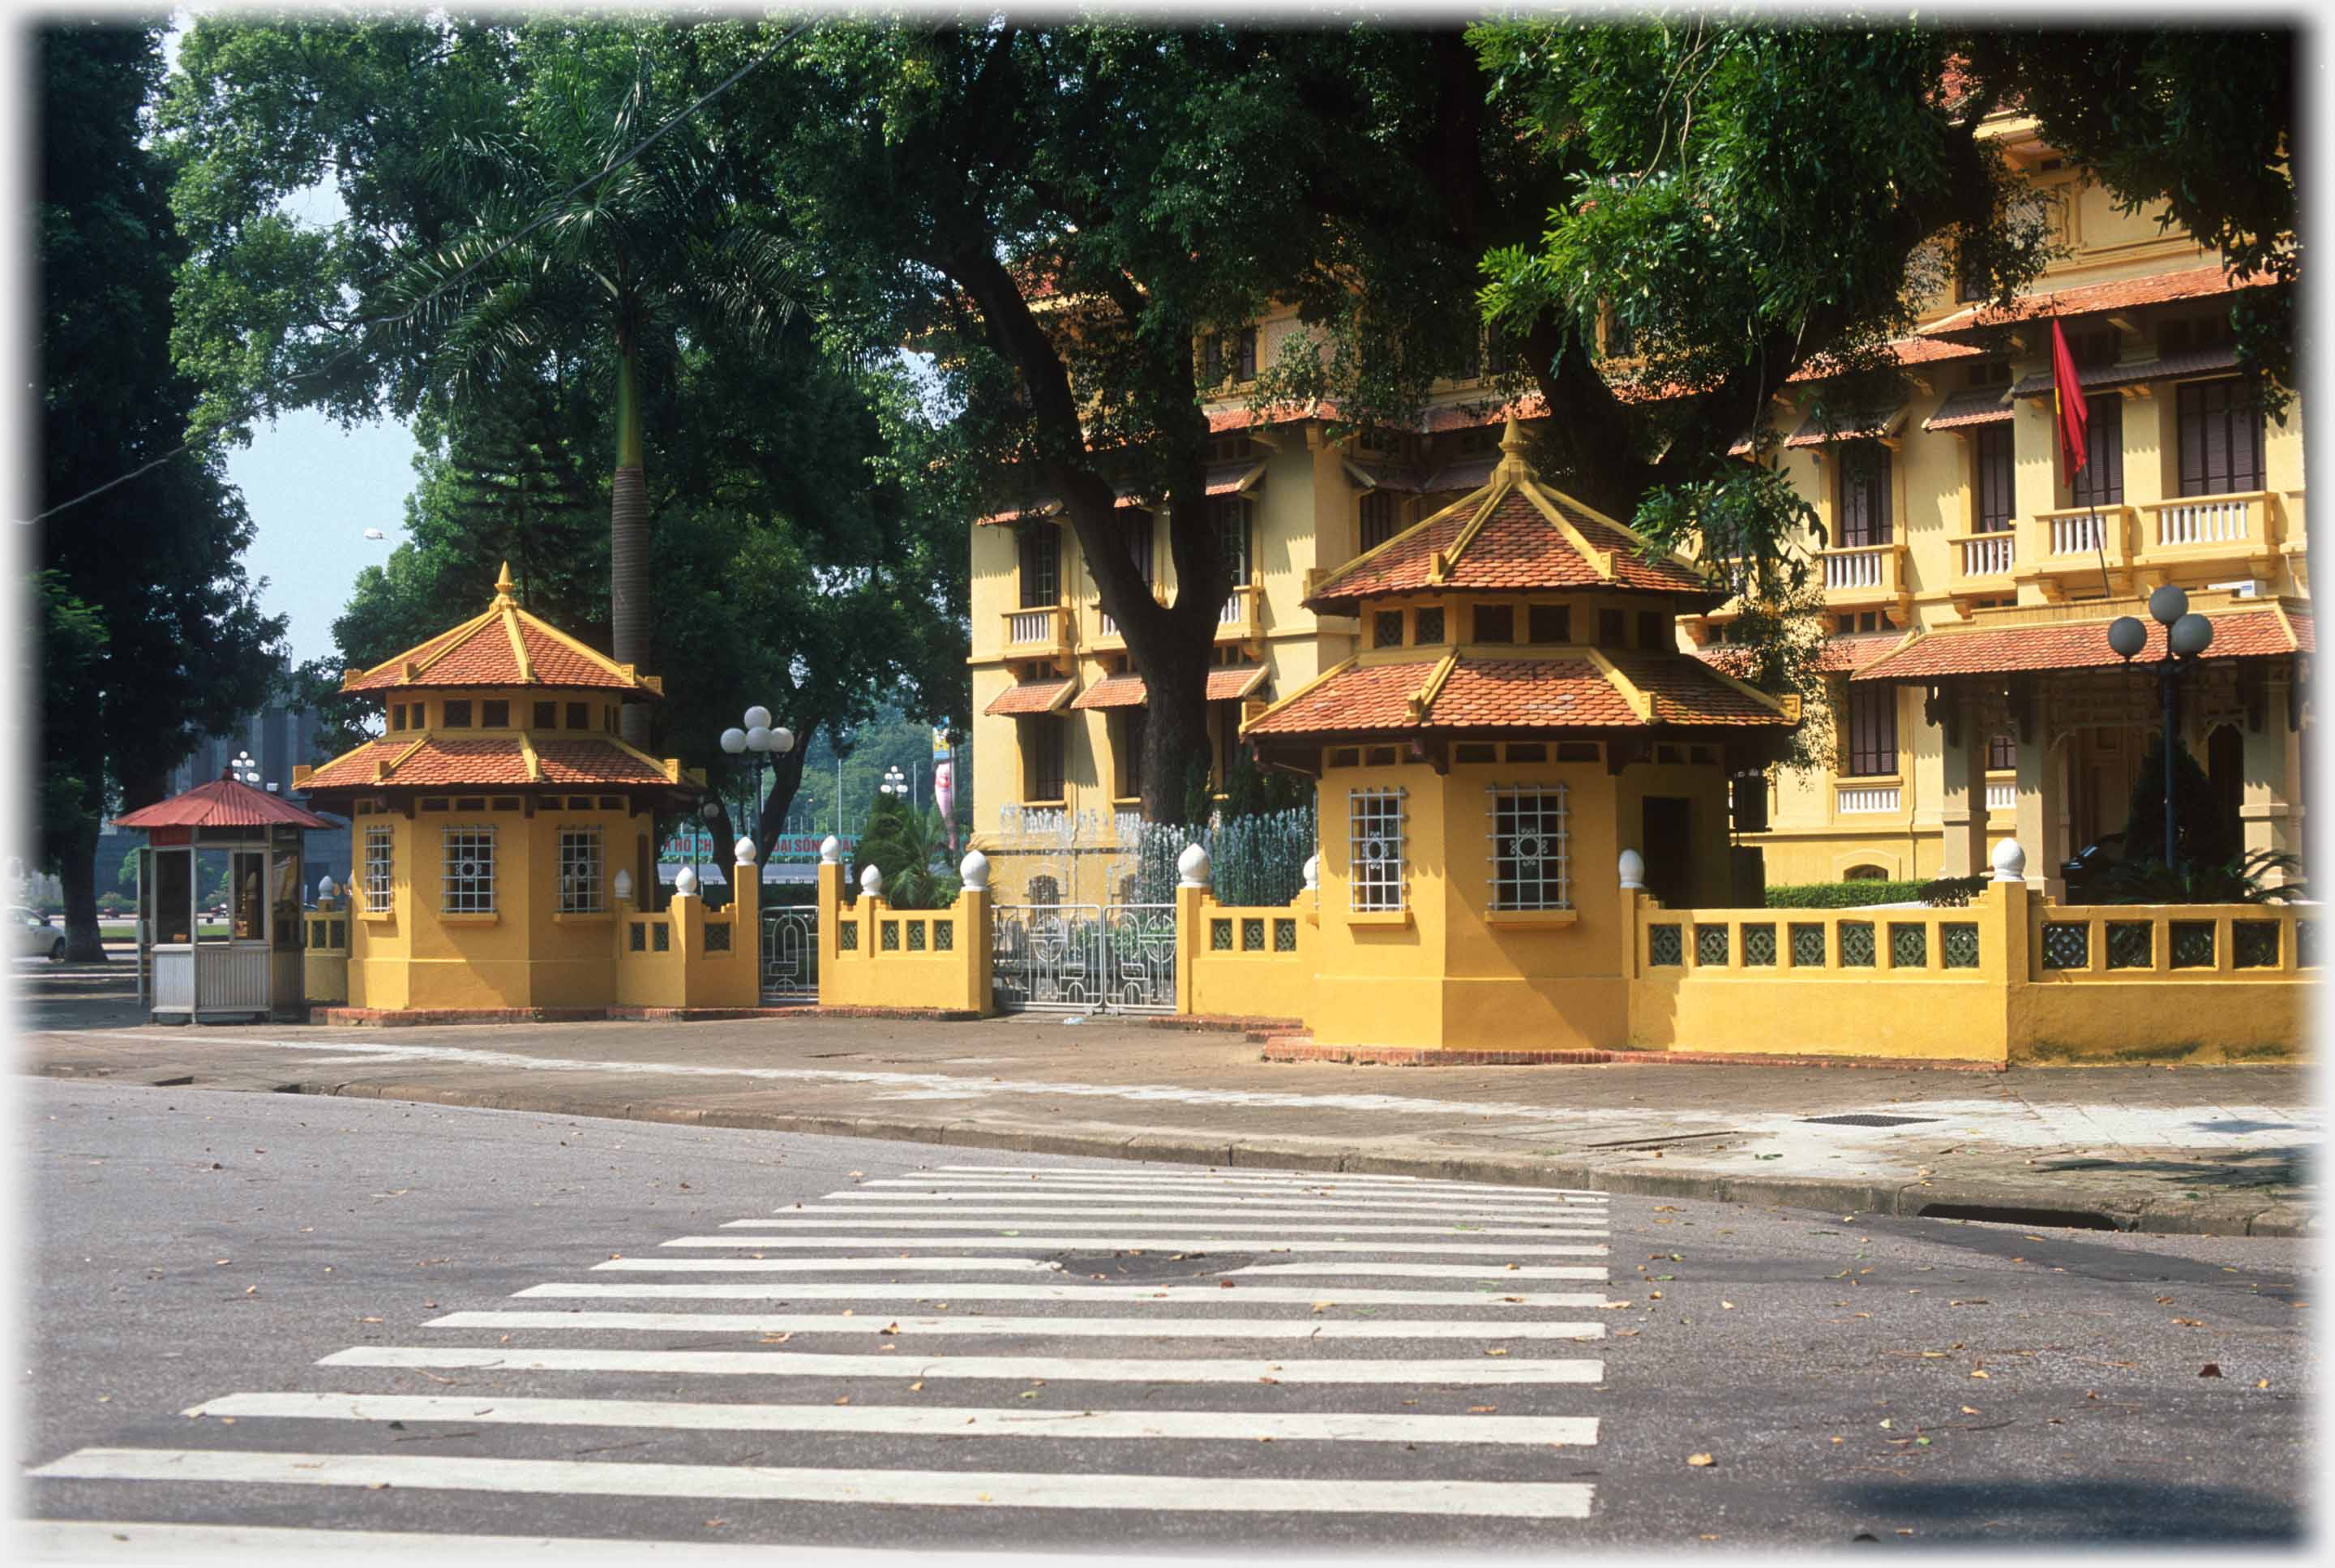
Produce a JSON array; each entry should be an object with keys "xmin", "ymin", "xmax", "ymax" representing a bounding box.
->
[
  {"xmin": 363, "ymin": 826, "xmax": 394, "ymax": 912},
  {"xmin": 1489, "ymin": 784, "xmax": 1571, "ymax": 910},
  {"xmin": 1348, "ymin": 787, "xmax": 1407, "ymax": 912},
  {"xmin": 1472, "ymin": 604, "xmax": 1514, "ymax": 644},
  {"xmin": 1414, "ymin": 607, "xmax": 1445, "ymax": 644},
  {"xmin": 1527, "ymin": 604, "xmax": 1570, "ymax": 644},
  {"xmin": 440, "ymin": 825, "xmax": 497, "ymax": 914},
  {"xmin": 534, "ymin": 700, "xmax": 557, "ymax": 729},
  {"xmin": 558, "ymin": 827, "xmax": 604, "ymax": 914},
  {"xmin": 567, "ymin": 701, "xmax": 589, "ymax": 730},
  {"xmin": 1374, "ymin": 610, "xmax": 1405, "ymax": 649},
  {"xmin": 442, "ymin": 700, "xmax": 473, "ymax": 728}
]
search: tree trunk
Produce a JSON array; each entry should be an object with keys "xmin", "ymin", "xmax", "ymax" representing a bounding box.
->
[
  {"xmin": 753, "ymin": 729, "xmax": 813, "ymax": 863},
  {"xmin": 58, "ymin": 830, "xmax": 105, "ymax": 963},
  {"xmin": 610, "ymin": 339, "xmax": 652, "ymax": 751},
  {"xmin": 1136, "ymin": 632, "xmax": 1216, "ymax": 826}
]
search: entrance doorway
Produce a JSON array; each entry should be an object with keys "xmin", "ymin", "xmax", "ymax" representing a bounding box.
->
[{"xmin": 1642, "ymin": 796, "xmax": 1693, "ymax": 908}]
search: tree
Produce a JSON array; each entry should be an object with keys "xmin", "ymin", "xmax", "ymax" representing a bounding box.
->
[
  {"xmin": 2122, "ymin": 730, "xmax": 2233, "ymax": 872},
  {"xmin": 36, "ymin": 20, "xmax": 285, "ymax": 962},
  {"xmin": 851, "ymin": 798, "xmax": 958, "ymax": 911}
]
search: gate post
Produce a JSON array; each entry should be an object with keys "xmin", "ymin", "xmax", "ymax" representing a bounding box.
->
[
  {"xmin": 1174, "ymin": 842, "xmax": 1210, "ymax": 1016},
  {"xmin": 815, "ymin": 835, "xmax": 842, "ymax": 1005},
  {"xmin": 959, "ymin": 850, "xmax": 995, "ymax": 1016}
]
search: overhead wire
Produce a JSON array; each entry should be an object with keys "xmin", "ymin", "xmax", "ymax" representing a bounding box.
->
[{"xmin": 22, "ymin": 11, "xmax": 813, "ymax": 528}]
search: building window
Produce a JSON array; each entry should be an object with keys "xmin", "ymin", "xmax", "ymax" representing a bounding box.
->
[
  {"xmin": 362, "ymin": 826, "xmax": 394, "ymax": 912},
  {"xmin": 442, "ymin": 700, "xmax": 473, "ymax": 728},
  {"xmin": 1026, "ymin": 875, "xmax": 1061, "ymax": 907},
  {"xmin": 482, "ymin": 700, "xmax": 510, "ymax": 727},
  {"xmin": 558, "ymin": 826, "xmax": 604, "ymax": 914},
  {"xmin": 1214, "ymin": 499, "xmax": 1251, "ymax": 588},
  {"xmin": 440, "ymin": 825, "xmax": 496, "ymax": 914},
  {"xmin": 1598, "ymin": 607, "xmax": 1625, "ymax": 647},
  {"xmin": 1374, "ymin": 610, "xmax": 1406, "ymax": 649},
  {"xmin": 2176, "ymin": 379, "xmax": 2266, "ymax": 496},
  {"xmin": 1528, "ymin": 604, "xmax": 1571, "ymax": 645},
  {"xmin": 1837, "ymin": 442, "xmax": 1892, "ymax": 549},
  {"xmin": 567, "ymin": 701, "xmax": 589, "ymax": 730},
  {"xmin": 1115, "ymin": 709, "xmax": 1146, "ymax": 799},
  {"xmin": 1124, "ymin": 513, "xmax": 1155, "ymax": 590},
  {"xmin": 1987, "ymin": 731, "xmax": 2017, "ymax": 771},
  {"xmin": 388, "ymin": 705, "xmax": 405, "ymax": 733},
  {"xmin": 1489, "ymin": 784, "xmax": 1571, "ymax": 910},
  {"xmin": 1349, "ymin": 787, "xmax": 1407, "ymax": 913},
  {"xmin": 1955, "ymin": 243, "xmax": 1987, "ymax": 303},
  {"xmin": 1359, "ymin": 490, "xmax": 1398, "ymax": 552},
  {"xmin": 1415, "ymin": 606, "xmax": 1446, "ymax": 644},
  {"xmin": 1974, "ymin": 424, "xmax": 2015, "ymax": 533},
  {"xmin": 1025, "ymin": 718, "xmax": 1066, "ymax": 803},
  {"xmin": 533, "ymin": 700, "xmax": 557, "ymax": 729},
  {"xmin": 1018, "ymin": 524, "xmax": 1060, "ymax": 609},
  {"xmin": 1638, "ymin": 610, "xmax": 1669, "ymax": 651},
  {"xmin": 2069, "ymin": 394, "xmax": 2123, "ymax": 507},
  {"xmin": 1844, "ymin": 685, "xmax": 1898, "ymax": 778},
  {"xmin": 1472, "ymin": 604, "xmax": 1514, "ymax": 644},
  {"xmin": 1236, "ymin": 325, "xmax": 1257, "ymax": 382}
]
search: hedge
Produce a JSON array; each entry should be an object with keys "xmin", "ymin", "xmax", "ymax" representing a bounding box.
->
[{"xmin": 1763, "ymin": 880, "xmax": 1930, "ymax": 909}]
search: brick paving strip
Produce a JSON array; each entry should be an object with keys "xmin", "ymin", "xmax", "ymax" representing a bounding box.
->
[{"xmin": 15, "ymin": 967, "xmax": 2311, "ymax": 1238}]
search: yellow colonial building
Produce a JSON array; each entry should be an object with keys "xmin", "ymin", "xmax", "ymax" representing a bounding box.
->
[
  {"xmin": 294, "ymin": 564, "xmax": 756, "ymax": 1015},
  {"xmin": 967, "ymin": 106, "xmax": 2307, "ymax": 906}
]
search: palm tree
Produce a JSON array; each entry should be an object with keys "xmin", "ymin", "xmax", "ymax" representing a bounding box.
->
[{"xmin": 390, "ymin": 39, "xmax": 795, "ymax": 747}]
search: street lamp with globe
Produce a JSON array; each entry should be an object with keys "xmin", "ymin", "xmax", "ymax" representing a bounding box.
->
[
  {"xmin": 2109, "ymin": 585, "xmax": 2215, "ymax": 876},
  {"xmin": 717, "ymin": 706, "xmax": 795, "ymax": 880},
  {"xmin": 880, "ymin": 765, "xmax": 908, "ymax": 804},
  {"xmin": 230, "ymin": 750, "xmax": 261, "ymax": 786}
]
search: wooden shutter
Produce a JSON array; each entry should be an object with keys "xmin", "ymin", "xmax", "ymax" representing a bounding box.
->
[
  {"xmin": 1840, "ymin": 443, "xmax": 1891, "ymax": 548},
  {"xmin": 2179, "ymin": 379, "xmax": 2264, "ymax": 496},
  {"xmin": 1019, "ymin": 525, "xmax": 1059, "ymax": 608},
  {"xmin": 1975, "ymin": 425, "xmax": 2015, "ymax": 532},
  {"xmin": 2072, "ymin": 395, "xmax": 2123, "ymax": 506},
  {"xmin": 1846, "ymin": 684, "xmax": 1897, "ymax": 778}
]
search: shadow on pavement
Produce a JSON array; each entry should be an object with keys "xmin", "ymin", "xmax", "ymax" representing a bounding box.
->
[{"xmin": 1836, "ymin": 1479, "xmax": 2302, "ymax": 1542}]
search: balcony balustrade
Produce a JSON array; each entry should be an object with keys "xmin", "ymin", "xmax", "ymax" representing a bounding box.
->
[
  {"xmin": 2134, "ymin": 491, "xmax": 2278, "ymax": 572},
  {"xmin": 1000, "ymin": 603, "xmax": 1073, "ymax": 666},
  {"xmin": 1817, "ymin": 542, "xmax": 1904, "ymax": 610},
  {"xmin": 1215, "ymin": 582, "xmax": 1263, "ymax": 644},
  {"xmin": 1836, "ymin": 782, "xmax": 1903, "ymax": 815},
  {"xmin": 1949, "ymin": 529, "xmax": 2017, "ymax": 585}
]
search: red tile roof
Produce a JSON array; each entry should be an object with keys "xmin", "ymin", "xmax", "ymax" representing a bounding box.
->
[
  {"xmin": 1920, "ymin": 263, "xmax": 2274, "ymax": 341},
  {"xmin": 1305, "ymin": 456, "xmax": 1712, "ymax": 614},
  {"xmin": 299, "ymin": 738, "xmax": 673, "ymax": 792},
  {"xmin": 1068, "ymin": 667, "xmax": 1267, "ymax": 710},
  {"xmin": 1923, "ymin": 388, "xmax": 2015, "ymax": 431},
  {"xmin": 984, "ymin": 678, "xmax": 1078, "ymax": 716},
  {"xmin": 343, "ymin": 565, "xmax": 652, "ymax": 696},
  {"xmin": 1854, "ymin": 605, "xmax": 2310, "ymax": 681},
  {"xmin": 1784, "ymin": 404, "xmax": 1908, "ymax": 449},
  {"xmin": 1245, "ymin": 651, "xmax": 1794, "ymax": 739},
  {"xmin": 114, "ymin": 775, "xmax": 337, "ymax": 831},
  {"xmin": 1694, "ymin": 633, "xmax": 1908, "ymax": 677},
  {"xmin": 2007, "ymin": 342, "xmax": 2245, "ymax": 401}
]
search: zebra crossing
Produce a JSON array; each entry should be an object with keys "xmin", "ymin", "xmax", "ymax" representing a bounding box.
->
[{"xmin": 31, "ymin": 1163, "xmax": 1618, "ymax": 1549}]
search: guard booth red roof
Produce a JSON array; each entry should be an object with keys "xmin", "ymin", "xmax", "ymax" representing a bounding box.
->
[{"xmin": 113, "ymin": 773, "xmax": 337, "ymax": 832}]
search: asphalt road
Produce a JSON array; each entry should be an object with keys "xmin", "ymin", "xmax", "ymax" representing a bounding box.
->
[{"xmin": 20, "ymin": 1077, "xmax": 2311, "ymax": 1555}]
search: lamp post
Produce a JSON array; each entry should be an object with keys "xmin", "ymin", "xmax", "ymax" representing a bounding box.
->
[
  {"xmin": 718, "ymin": 706, "xmax": 795, "ymax": 887},
  {"xmin": 2110, "ymin": 585, "xmax": 2215, "ymax": 876},
  {"xmin": 880, "ymin": 765, "xmax": 907, "ymax": 807},
  {"xmin": 230, "ymin": 750, "xmax": 261, "ymax": 786}
]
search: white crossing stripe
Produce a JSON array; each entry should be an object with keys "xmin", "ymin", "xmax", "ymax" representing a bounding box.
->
[
  {"xmin": 422, "ymin": 1311, "xmax": 1606, "ymax": 1340},
  {"xmin": 593, "ymin": 1256, "xmax": 1074, "ymax": 1274},
  {"xmin": 185, "ymin": 1390, "xmax": 1601, "ymax": 1447},
  {"xmin": 928, "ymin": 1167, "xmax": 1609, "ymax": 1196},
  {"xmin": 662, "ymin": 1236, "xmax": 1610, "ymax": 1255},
  {"xmin": 506, "ymin": 1282, "xmax": 1604, "ymax": 1307},
  {"xmin": 20, "ymin": 1520, "xmax": 923, "ymax": 1561},
  {"xmin": 785, "ymin": 1205, "xmax": 1610, "ymax": 1223},
  {"xmin": 326, "ymin": 1345, "xmax": 1607, "ymax": 1384},
  {"xmin": 1227, "ymin": 1262, "xmax": 1608, "ymax": 1280},
  {"xmin": 718, "ymin": 1220, "xmax": 1607, "ymax": 1237},
  {"xmin": 840, "ymin": 1189, "xmax": 1605, "ymax": 1214},
  {"xmin": 28, "ymin": 1447, "xmax": 1599, "ymax": 1519}
]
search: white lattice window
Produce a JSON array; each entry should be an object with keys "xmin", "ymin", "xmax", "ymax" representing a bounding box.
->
[
  {"xmin": 1489, "ymin": 785, "xmax": 1571, "ymax": 910},
  {"xmin": 558, "ymin": 826, "xmax": 604, "ymax": 914},
  {"xmin": 1348, "ymin": 787, "xmax": 1407, "ymax": 912},
  {"xmin": 440, "ymin": 825, "xmax": 497, "ymax": 914},
  {"xmin": 362, "ymin": 826, "xmax": 394, "ymax": 912}
]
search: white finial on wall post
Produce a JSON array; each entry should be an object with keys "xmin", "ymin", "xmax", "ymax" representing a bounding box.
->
[
  {"xmin": 959, "ymin": 849, "xmax": 990, "ymax": 891},
  {"xmin": 819, "ymin": 835, "xmax": 841, "ymax": 865},
  {"xmin": 734, "ymin": 837, "xmax": 758, "ymax": 866},
  {"xmin": 674, "ymin": 866, "xmax": 699, "ymax": 898},
  {"xmin": 1990, "ymin": 838, "xmax": 2027, "ymax": 884},
  {"xmin": 1617, "ymin": 849, "xmax": 1647, "ymax": 892},
  {"xmin": 1177, "ymin": 843, "xmax": 1211, "ymax": 890},
  {"xmin": 860, "ymin": 863, "xmax": 885, "ymax": 899},
  {"xmin": 1302, "ymin": 855, "xmax": 1320, "ymax": 893}
]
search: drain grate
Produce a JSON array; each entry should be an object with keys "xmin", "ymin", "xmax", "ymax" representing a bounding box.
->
[{"xmin": 1799, "ymin": 1112, "xmax": 1941, "ymax": 1128}]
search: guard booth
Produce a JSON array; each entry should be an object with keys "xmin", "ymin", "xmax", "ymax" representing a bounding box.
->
[{"xmin": 114, "ymin": 773, "xmax": 336, "ymax": 1024}]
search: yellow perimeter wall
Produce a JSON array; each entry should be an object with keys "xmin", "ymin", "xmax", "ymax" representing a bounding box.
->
[{"xmin": 816, "ymin": 859, "xmax": 996, "ymax": 1015}]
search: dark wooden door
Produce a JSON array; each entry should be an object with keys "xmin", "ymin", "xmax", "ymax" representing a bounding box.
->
[{"xmin": 1642, "ymin": 796, "xmax": 1694, "ymax": 908}]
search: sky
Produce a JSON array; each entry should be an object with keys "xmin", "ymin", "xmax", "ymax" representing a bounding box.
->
[{"xmin": 228, "ymin": 413, "xmax": 418, "ymax": 667}]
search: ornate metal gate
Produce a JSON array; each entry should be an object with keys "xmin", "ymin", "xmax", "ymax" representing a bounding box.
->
[
  {"xmin": 759, "ymin": 905, "xmax": 819, "ymax": 1003},
  {"xmin": 993, "ymin": 902, "xmax": 1176, "ymax": 1014}
]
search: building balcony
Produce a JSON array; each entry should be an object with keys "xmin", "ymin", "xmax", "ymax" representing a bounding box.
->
[
  {"xmin": 1835, "ymin": 780, "xmax": 1904, "ymax": 816},
  {"xmin": 1091, "ymin": 587, "xmax": 1171, "ymax": 651},
  {"xmin": 1818, "ymin": 542, "xmax": 1907, "ymax": 611},
  {"xmin": 2024, "ymin": 504, "xmax": 2133, "ymax": 598},
  {"xmin": 1947, "ymin": 529, "xmax": 2018, "ymax": 595},
  {"xmin": 1000, "ymin": 603, "xmax": 1073, "ymax": 669},
  {"xmin": 1216, "ymin": 582, "xmax": 1263, "ymax": 645},
  {"xmin": 2131, "ymin": 490, "xmax": 2281, "ymax": 576}
]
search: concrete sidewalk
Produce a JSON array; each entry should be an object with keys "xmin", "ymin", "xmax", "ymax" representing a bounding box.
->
[{"xmin": 12, "ymin": 966, "xmax": 2315, "ymax": 1236}]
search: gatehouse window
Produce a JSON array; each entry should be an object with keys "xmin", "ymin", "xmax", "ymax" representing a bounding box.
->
[
  {"xmin": 1026, "ymin": 875, "xmax": 1061, "ymax": 907},
  {"xmin": 558, "ymin": 826, "xmax": 604, "ymax": 914},
  {"xmin": 362, "ymin": 826, "xmax": 394, "ymax": 912},
  {"xmin": 1528, "ymin": 604, "xmax": 1570, "ymax": 644},
  {"xmin": 440, "ymin": 825, "xmax": 497, "ymax": 914},
  {"xmin": 482, "ymin": 700, "xmax": 510, "ymax": 727},
  {"xmin": 567, "ymin": 701, "xmax": 589, "ymax": 730},
  {"xmin": 1489, "ymin": 784, "xmax": 1571, "ymax": 910},
  {"xmin": 1415, "ymin": 607, "xmax": 1446, "ymax": 644},
  {"xmin": 1472, "ymin": 604, "xmax": 1514, "ymax": 644},
  {"xmin": 1374, "ymin": 610, "xmax": 1405, "ymax": 649},
  {"xmin": 442, "ymin": 700, "xmax": 473, "ymax": 728},
  {"xmin": 1348, "ymin": 787, "xmax": 1407, "ymax": 913}
]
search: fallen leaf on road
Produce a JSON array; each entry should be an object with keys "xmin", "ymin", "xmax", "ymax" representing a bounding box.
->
[
  {"xmin": 1721, "ymin": 1300, "xmax": 1736, "ymax": 1310},
  {"xmin": 1687, "ymin": 1453, "xmax": 1716, "ymax": 1467},
  {"xmin": 2170, "ymin": 1317, "xmax": 2204, "ymax": 1327},
  {"xmin": 1969, "ymin": 1369, "xmax": 1990, "ymax": 1379},
  {"xmin": 908, "ymin": 1382, "xmax": 923, "ymax": 1392},
  {"xmin": 1468, "ymin": 1405, "xmax": 1497, "ymax": 1413},
  {"xmin": 1485, "ymin": 1347, "xmax": 1510, "ymax": 1357},
  {"xmin": 2257, "ymin": 1379, "xmax": 2269, "ymax": 1389},
  {"xmin": 1961, "ymin": 1406, "xmax": 1981, "ymax": 1416},
  {"xmin": 1219, "ymin": 1280, "xmax": 1235, "ymax": 1289}
]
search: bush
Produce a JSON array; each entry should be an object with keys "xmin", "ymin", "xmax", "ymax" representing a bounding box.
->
[
  {"xmin": 1764, "ymin": 880, "xmax": 1930, "ymax": 909},
  {"xmin": 1131, "ymin": 803, "xmax": 1317, "ymax": 907}
]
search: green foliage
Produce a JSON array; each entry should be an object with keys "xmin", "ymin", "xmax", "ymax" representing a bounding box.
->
[
  {"xmin": 2123, "ymin": 730, "xmax": 2234, "ymax": 870},
  {"xmin": 2094, "ymin": 850, "xmax": 2304, "ymax": 906},
  {"xmin": 1178, "ymin": 754, "xmax": 1215, "ymax": 833},
  {"xmin": 1133, "ymin": 805, "xmax": 1317, "ymax": 909},
  {"xmin": 1764, "ymin": 880, "xmax": 1930, "ymax": 910},
  {"xmin": 851, "ymin": 798, "xmax": 958, "ymax": 911},
  {"xmin": 1219, "ymin": 744, "xmax": 1309, "ymax": 821},
  {"xmin": 1915, "ymin": 874, "xmax": 1993, "ymax": 908}
]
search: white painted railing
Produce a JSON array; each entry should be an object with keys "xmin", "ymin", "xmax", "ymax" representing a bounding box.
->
[
  {"xmin": 1956, "ymin": 533, "xmax": 2016, "ymax": 579},
  {"xmin": 2144, "ymin": 491, "xmax": 2267, "ymax": 551},
  {"xmin": 1986, "ymin": 780, "xmax": 2017, "ymax": 812},
  {"xmin": 1219, "ymin": 593, "xmax": 1243, "ymax": 625},
  {"xmin": 1096, "ymin": 608, "xmax": 1119, "ymax": 639},
  {"xmin": 1822, "ymin": 547, "xmax": 1890, "ymax": 592},
  {"xmin": 1006, "ymin": 608, "xmax": 1060, "ymax": 645},
  {"xmin": 2048, "ymin": 511, "xmax": 2104, "ymax": 556},
  {"xmin": 1836, "ymin": 785, "xmax": 1902, "ymax": 814}
]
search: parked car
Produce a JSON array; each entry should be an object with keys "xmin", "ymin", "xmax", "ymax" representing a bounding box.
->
[
  {"xmin": 12, "ymin": 906, "xmax": 66, "ymax": 962},
  {"xmin": 2059, "ymin": 832, "xmax": 2127, "ymax": 901}
]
